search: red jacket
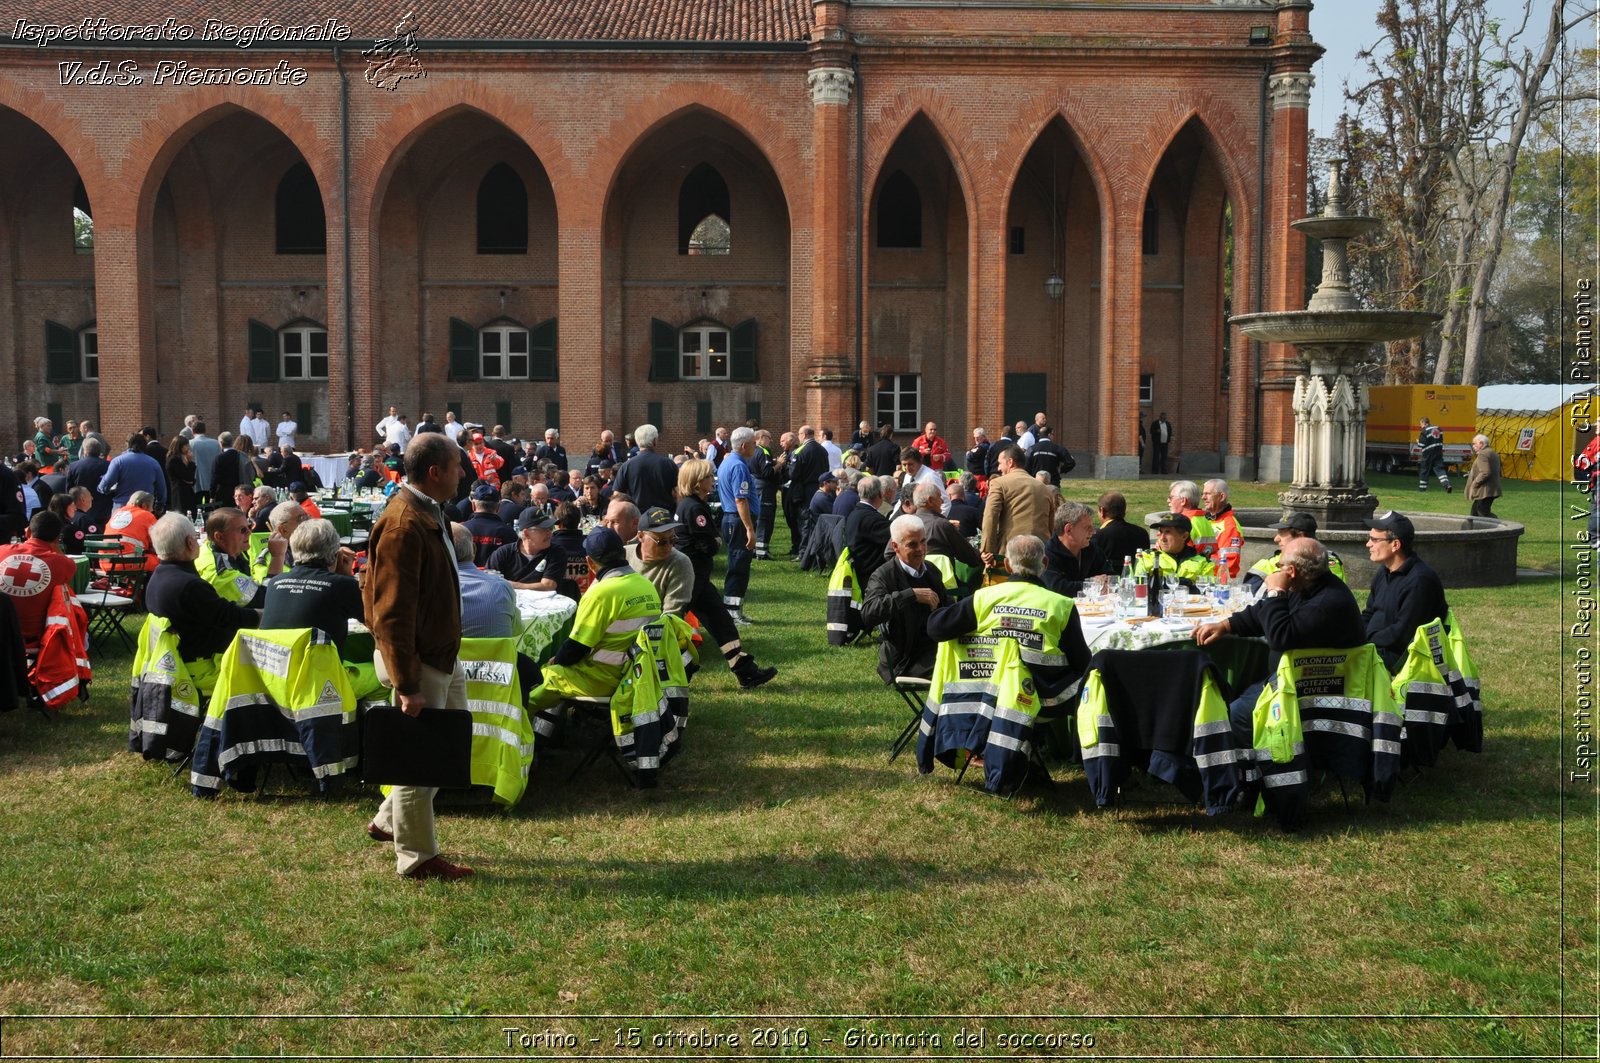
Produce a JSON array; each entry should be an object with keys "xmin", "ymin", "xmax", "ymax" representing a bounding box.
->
[
  {"xmin": 32, "ymin": 583, "xmax": 90, "ymax": 708},
  {"xmin": 0, "ymin": 538, "xmax": 80, "ymax": 644},
  {"xmin": 912, "ymin": 433, "xmax": 953, "ymax": 471}
]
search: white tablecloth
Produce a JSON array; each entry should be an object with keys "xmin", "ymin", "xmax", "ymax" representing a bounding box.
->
[
  {"xmin": 304, "ymin": 453, "xmax": 354, "ymax": 488},
  {"xmin": 512, "ymin": 590, "xmax": 579, "ymax": 662}
]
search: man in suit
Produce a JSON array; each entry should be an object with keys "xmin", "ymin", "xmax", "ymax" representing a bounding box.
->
[
  {"xmin": 842, "ymin": 473, "xmax": 892, "ymax": 587},
  {"xmin": 979, "ymin": 444, "xmax": 1055, "ymax": 567}
]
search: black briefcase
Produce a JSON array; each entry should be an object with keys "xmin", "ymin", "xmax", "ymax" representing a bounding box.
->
[{"xmin": 360, "ymin": 705, "xmax": 473, "ymax": 788}]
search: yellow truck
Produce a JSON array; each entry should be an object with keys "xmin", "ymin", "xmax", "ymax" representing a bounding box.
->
[{"xmin": 1365, "ymin": 384, "xmax": 1477, "ymax": 474}]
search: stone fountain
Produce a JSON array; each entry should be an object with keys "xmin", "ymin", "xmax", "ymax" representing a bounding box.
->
[
  {"xmin": 1232, "ymin": 158, "xmax": 1441, "ymax": 528},
  {"xmin": 1224, "ymin": 159, "xmax": 1523, "ymax": 587}
]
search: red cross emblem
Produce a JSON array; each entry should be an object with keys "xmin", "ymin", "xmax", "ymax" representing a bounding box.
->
[{"xmin": 0, "ymin": 555, "xmax": 52, "ymax": 598}]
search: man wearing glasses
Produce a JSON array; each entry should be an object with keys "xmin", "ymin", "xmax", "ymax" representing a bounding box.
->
[{"xmin": 1361, "ymin": 511, "xmax": 1449, "ymax": 673}]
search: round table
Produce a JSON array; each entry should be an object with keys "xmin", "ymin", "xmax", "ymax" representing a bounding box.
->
[{"xmin": 345, "ymin": 591, "xmax": 576, "ymax": 666}]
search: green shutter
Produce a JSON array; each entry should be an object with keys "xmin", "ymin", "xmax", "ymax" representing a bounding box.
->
[
  {"xmin": 495, "ymin": 401, "xmax": 512, "ymax": 434},
  {"xmin": 448, "ymin": 317, "xmax": 478, "ymax": 381},
  {"xmin": 745, "ymin": 402, "xmax": 762, "ymax": 426},
  {"xmin": 730, "ymin": 318, "xmax": 758, "ymax": 381},
  {"xmin": 45, "ymin": 321, "xmax": 79, "ymax": 384},
  {"xmin": 247, "ymin": 319, "xmax": 278, "ymax": 383},
  {"xmin": 295, "ymin": 400, "xmax": 313, "ymax": 437},
  {"xmin": 528, "ymin": 317, "xmax": 557, "ymax": 381},
  {"xmin": 447, "ymin": 401, "xmax": 463, "ymax": 422},
  {"xmin": 646, "ymin": 402, "xmax": 663, "ymax": 429},
  {"xmin": 650, "ymin": 318, "xmax": 679, "ymax": 382},
  {"xmin": 544, "ymin": 401, "xmax": 560, "ymax": 432},
  {"xmin": 46, "ymin": 403, "xmax": 63, "ymax": 434},
  {"xmin": 696, "ymin": 400, "xmax": 712, "ymax": 435}
]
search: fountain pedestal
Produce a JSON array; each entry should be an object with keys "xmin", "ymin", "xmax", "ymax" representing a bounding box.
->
[{"xmin": 1232, "ymin": 159, "xmax": 1440, "ymax": 528}]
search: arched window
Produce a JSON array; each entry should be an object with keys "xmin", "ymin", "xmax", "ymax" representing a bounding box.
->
[
  {"xmin": 1142, "ymin": 194, "xmax": 1159, "ymax": 256},
  {"xmin": 275, "ymin": 162, "xmax": 326, "ymax": 254},
  {"xmin": 678, "ymin": 164, "xmax": 731, "ymax": 255},
  {"xmin": 476, "ymin": 163, "xmax": 528, "ymax": 254},
  {"xmin": 876, "ymin": 170, "xmax": 922, "ymax": 248},
  {"xmin": 72, "ymin": 178, "xmax": 93, "ymax": 255}
]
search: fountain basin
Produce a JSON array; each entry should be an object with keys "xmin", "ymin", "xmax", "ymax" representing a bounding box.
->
[
  {"xmin": 1231, "ymin": 508, "xmax": 1525, "ymax": 588},
  {"xmin": 1231, "ymin": 309, "xmax": 1444, "ymax": 348}
]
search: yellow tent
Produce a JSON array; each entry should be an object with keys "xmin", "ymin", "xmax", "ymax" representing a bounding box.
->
[{"xmin": 1476, "ymin": 384, "xmax": 1599, "ymax": 482}]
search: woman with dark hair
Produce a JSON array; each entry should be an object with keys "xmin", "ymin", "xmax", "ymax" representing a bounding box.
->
[
  {"xmin": 673, "ymin": 458, "xmax": 775, "ymax": 689},
  {"xmin": 166, "ymin": 435, "xmax": 198, "ymax": 515}
]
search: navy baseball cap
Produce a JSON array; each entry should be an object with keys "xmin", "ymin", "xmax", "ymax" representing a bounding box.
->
[
  {"xmin": 583, "ymin": 527, "xmax": 626, "ymax": 563},
  {"xmin": 515, "ymin": 510, "xmax": 555, "ymax": 532},
  {"xmin": 1367, "ymin": 510, "xmax": 1416, "ymax": 548},
  {"xmin": 1274, "ymin": 512, "xmax": 1318, "ymax": 535},
  {"xmin": 470, "ymin": 481, "xmax": 498, "ymax": 502}
]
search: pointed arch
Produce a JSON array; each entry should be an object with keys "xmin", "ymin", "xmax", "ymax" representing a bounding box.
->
[
  {"xmin": 477, "ymin": 162, "xmax": 529, "ymax": 254},
  {"xmin": 678, "ymin": 163, "xmax": 731, "ymax": 254},
  {"xmin": 862, "ymin": 96, "xmax": 979, "ymax": 225},
  {"xmin": 275, "ymin": 161, "xmax": 326, "ymax": 254}
]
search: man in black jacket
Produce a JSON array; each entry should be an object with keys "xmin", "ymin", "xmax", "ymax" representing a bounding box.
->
[
  {"xmin": 1025, "ymin": 425, "xmax": 1073, "ymax": 485},
  {"xmin": 862, "ymin": 514, "xmax": 949, "ymax": 684},
  {"xmin": 1044, "ymin": 500, "xmax": 1110, "ymax": 597},
  {"xmin": 1091, "ymin": 490, "xmax": 1149, "ymax": 570},
  {"xmin": 786, "ymin": 425, "xmax": 831, "ymax": 552},
  {"xmin": 611, "ymin": 423, "xmax": 678, "ymax": 514},
  {"xmin": 1197, "ymin": 536, "xmax": 1365, "ymax": 747},
  {"xmin": 1361, "ymin": 510, "xmax": 1449, "ymax": 672},
  {"xmin": 863, "ymin": 425, "xmax": 900, "ymax": 477},
  {"xmin": 842, "ymin": 474, "xmax": 891, "ymax": 586}
]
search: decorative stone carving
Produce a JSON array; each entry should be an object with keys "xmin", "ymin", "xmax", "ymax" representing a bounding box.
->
[
  {"xmin": 1268, "ymin": 72, "xmax": 1315, "ymax": 110},
  {"xmin": 808, "ymin": 67, "xmax": 855, "ymax": 107}
]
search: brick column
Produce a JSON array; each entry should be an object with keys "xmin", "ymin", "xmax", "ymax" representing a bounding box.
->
[
  {"xmin": 803, "ymin": 63, "xmax": 856, "ymax": 431},
  {"xmin": 90, "ymin": 216, "xmax": 159, "ymax": 445},
  {"xmin": 1096, "ymin": 195, "xmax": 1143, "ymax": 479},
  {"xmin": 559, "ymin": 204, "xmax": 605, "ymax": 442},
  {"xmin": 1257, "ymin": 68, "xmax": 1314, "ymax": 483},
  {"xmin": 972, "ymin": 194, "xmax": 1007, "ymax": 440}
]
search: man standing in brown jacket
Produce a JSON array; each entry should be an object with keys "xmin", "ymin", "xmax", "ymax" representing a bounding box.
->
[
  {"xmin": 363, "ymin": 433, "xmax": 474, "ymax": 880},
  {"xmin": 1466, "ymin": 433, "xmax": 1503, "ymax": 518},
  {"xmin": 980, "ymin": 444, "xmax": 1057, "ymax": 567}
]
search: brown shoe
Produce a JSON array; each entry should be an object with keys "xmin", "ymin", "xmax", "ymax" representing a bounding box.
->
[
  {"xmin": 406, "ymin": 855, "xmax": 474, "ymax": 881},
  {"xmin": 366, "ymin": 822, "xmax": 393, "ymax": 843}
]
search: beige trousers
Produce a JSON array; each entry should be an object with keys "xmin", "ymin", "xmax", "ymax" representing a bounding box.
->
[{"xmin": 372, "ymin": 651, "xmax": 468, "ymax": 875}]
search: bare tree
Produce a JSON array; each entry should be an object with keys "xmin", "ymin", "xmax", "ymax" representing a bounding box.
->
[{"xmin": 1341, "ymin": 0, "xmax": 1594, "ymax": 384}]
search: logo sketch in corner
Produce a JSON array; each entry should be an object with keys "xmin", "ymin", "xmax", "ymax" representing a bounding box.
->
[{"xmin": 363, "ymin": 10, "xmax": 425, "ymax": 90}]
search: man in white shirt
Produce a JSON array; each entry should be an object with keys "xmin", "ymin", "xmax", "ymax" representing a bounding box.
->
[
  {"xmin": 275, "ymin": 411, "xmax": 298, "ymax": 449},
  {"xmin": 374, "ymin": 406, "xmax": 402, "ymax": 443},
  {"xmin": 442, "ymin": 411, "xmax": 465, "ymax": 442},
  {"xmin": 238, "ymin": 406, "xmax": 270, "ymax": 450},
  {"xmin": 820, "ymin": 428, "xmax": 844, "ymax": 472},
  {"xmin": 381, "ymin": 415, "xmax": 411, "ymax": 450}
]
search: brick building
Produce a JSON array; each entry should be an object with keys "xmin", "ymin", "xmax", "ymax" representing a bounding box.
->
[{"xmin": 0, "ymin": 0, "xmax": 1319, "ymax": 480}]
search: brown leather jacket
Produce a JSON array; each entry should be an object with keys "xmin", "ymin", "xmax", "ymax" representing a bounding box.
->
[{"xmin": 362, "ymin": 485, "xmax": 461, "ymax": 695}]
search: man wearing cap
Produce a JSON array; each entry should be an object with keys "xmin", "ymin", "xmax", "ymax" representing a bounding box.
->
[
  {"xmin": 626, "ymin": 507, "xmax": 695, "ymax": 615},
  {"xmin": 1245, "ymin": 513, "xmax": 1346, "ymax": 590},
  {"xmin": 487, "ymin": 510, "xmax": 565, "ymax": 592},
  {"xmin": 362, "ymin": 432, "xmax": 473, "ymax": 880},
  {"xmin": 463, "ymin": 481, "xmax": 516, "ymax": 565},
  {"xmin": 810, "ymin": 471, "xmax": 839, "ymax": 523},
  {"xmin": 1197, "ymin": 536, "xmax": 1365, "ymax": 749},
  {"xmin": 1134, "ymin": 513, "xmax": 1213, "ymax": 590},
  {"xmin": 1362, "ymin": 510, "xmax": 1449, "ymax": 673},
  {"xmin": 1416, "ymin": 417, "xmax": 1450, "ymax": 492},
  {"xmin": 612, "ymin": 424, "xmax": 678, "ymax": 515},
  {"xmin": 527, "ymin": 527, "xmax": 662, "ymax": 710},
  {"xmin": 466, "ymin": 432, "xmax": 504, "ymax": 489}
]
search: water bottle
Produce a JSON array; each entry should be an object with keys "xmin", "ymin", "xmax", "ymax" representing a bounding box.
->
[{"xmin": 1119, "ymin": 555, "xmax": 1134, "ymax": 615}]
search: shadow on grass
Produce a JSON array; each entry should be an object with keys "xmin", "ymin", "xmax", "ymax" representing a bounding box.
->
[{"xmin": 480, "ymin": 848, "xmax": 1011, "ymax": 897}]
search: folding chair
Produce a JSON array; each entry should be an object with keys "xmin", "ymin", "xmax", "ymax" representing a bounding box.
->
[
  {"xmin": 886, "ymin": 674, "xmax": 929, "ymax": 761},
  {"xmin": 561, "ymin": 694, "xmax": 636, "ymax": 785},
  {"xmin": 80, "ymin": 543, "xmax": 149, "ymax": 654}
]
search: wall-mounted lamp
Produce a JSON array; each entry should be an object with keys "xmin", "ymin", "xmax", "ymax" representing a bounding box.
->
[{"xmin": 1044, "ymin": 272, "xmax": 1065, "ymax": 300}]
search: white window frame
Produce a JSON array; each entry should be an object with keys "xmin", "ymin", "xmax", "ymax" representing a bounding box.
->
[
  {"xmin": 680, "ymin": 324, "xmax": 731, "ymax": 380},
  {"xmin": 280, "ymin": 325, "xmax": 329, "ymax": 380},
  {"xmin": 875, "ymin": 373, "xmax": 921, "ymax": 434},
  {"xmin": 80, "ymin": 326, "xmax": 99, "ymax": 381},
  {"xmin": 480, "ymin": 324, "xmax": 529, "ymax": 380},
  {"xmin": 1139, "ymin": 373, "xmax": 1154, "ymax": 405}
]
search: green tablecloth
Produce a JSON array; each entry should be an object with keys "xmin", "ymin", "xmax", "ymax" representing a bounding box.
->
[
  {"xmin": 318, "ymin": 509, "xmax": 353, "ymax": 537},
  {"xmin": 344, "ymin": 592, "xmax": 575, "ymax": 667}
]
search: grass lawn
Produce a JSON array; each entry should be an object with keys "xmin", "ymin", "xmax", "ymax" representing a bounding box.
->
[{"xmin": 0, "ymin": 473, "xmax": 1592, "ymax": 1059}]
